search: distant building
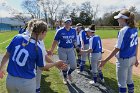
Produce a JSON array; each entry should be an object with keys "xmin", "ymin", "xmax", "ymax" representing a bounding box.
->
[{"xmin": 0, "ymin": 17, "xmax": 25, "ymax": 31}]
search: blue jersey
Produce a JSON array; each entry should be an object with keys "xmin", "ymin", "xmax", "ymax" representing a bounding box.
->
[
  {"xmin": 115, "ymin": 26, "xmax": 138, "ymax": 58},
  {"xmin": 54, "ymin": 27, "xmax": 77, "ymax": 48},
  {"xmin": 56, "ymin": 26, "xmax": 60, "ymax": 31},
  {"xmin": 7, "ymin": 34, "xmax": 46, "ymax": 79},
  {"xmin": 19, "ymin": 28, "xmax": 26, "ymax": 34},
  {"xmin": 89, "ymin": 35, "xmax": 102, "ymax": 53},
  {"xmin": 80, "ymin": 30, "xmax": 89, "ymax": 45}
]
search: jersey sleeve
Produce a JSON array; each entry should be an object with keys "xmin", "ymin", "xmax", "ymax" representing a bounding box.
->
[
  {"xmin": 6, "ymin": 36, "xmax": 17, "ymax": 53},
  {"xmin": 54, "ymin": 30, "xmax": 60, "ymax": 41},
  {"xmin": 115, "ymin": 30, "xmax": 125, "ymax": 49},
  {"xmin": 36, "ymin": 45, "xmax": 46, "ymax": 67},
  {"xmin": 89, "ymin": 37, "xmax": 94, "ymax": 49},
  {"xmin": 73, "ymin": 29, "xmax": 77, "ymax": 43},
  {"xmin": 39, "ymin": 40, "xmax": 47, "ymax": 55}
]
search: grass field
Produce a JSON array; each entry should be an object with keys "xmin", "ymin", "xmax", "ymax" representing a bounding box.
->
[{"xmin": 0, "ymin": 29, "xmax": 140, "ymax": 93}]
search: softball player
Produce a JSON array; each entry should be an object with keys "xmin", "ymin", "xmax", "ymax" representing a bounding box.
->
[
  {"xmin": 80, "ymin": 24, "xmax": 104, "ymax": 86},
  {"xmin": 21, "ymin": 19, "xmax": 59, "ymax": 93},
  {"xmin": 100, "ymin": 9, "xmax": 139, "ymax": 93},
  {"xmin": 77, "ymin": 24, "xmax": 90, "ymax": 73},
  {"xmin": 75, "ymin": 23, "xmax": 82, "ymax": 68},
  {"xmin": 48, "ymin": 18, "xmax": 77, "ymax": 84},
  {"xmin": 0, "ymin": 21, "xmax": 66, "ymax": 93}
]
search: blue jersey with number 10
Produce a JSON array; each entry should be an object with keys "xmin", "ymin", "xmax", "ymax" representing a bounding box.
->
[
  {"xmin": 115, "ymin": 26, "xmax": 138, "ymax": 58},
  {"xmin": 7, "ymin": 34, "xmax": 46, "ymax": 79},
  {"xmin": 54, "ymin": 27, "xmax": 76, "ymax": 48}
]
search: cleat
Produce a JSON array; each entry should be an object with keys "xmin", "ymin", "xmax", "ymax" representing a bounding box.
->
[
  {"xmin": 89, "ymin": 80, "xmax": 99, "ymax": 86},
  {"xmin": 77, "ymin": 70, "xmax": 84, "ymax": 74},
  {"xmin": 100, "ymin": 79, "xmax": 105, "ymax": 83},
  {"xmin": 63, "ymin": 78, "xmax": 67, "ymax": 85}
]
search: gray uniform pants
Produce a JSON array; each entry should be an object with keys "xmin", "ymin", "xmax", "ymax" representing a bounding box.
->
[
  {"xmin": 36, "ymin": 67, "xmax": 42, "ymax": 89},
  {"xmin": 81, "ymin": 44, "xmax": 89, "ymax": 61},
  {"xmin": 90, "ymin": 52, "xmax": 102, "ymax": 74},
  {"xmin": 6, "ymin": 74, "xmax": 36, "ymax": 93},
  {"xmin": 58, "ymin": 47, "xmax": 76, "ymax": 70},
  {"xmin": 116, "ymin": 56, "xmax": 136, "ymax": 88}
]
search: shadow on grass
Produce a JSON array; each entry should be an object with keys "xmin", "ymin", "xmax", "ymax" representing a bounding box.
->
[
  {"xmin": 66, "ymin": 82, "xmax": 84, "ymax": 93},
  {"xmin": 103, "ymin": 76, "xmax": 118, "ymax": 93},
  {"xmin": 41, "ymin": 74, "xmax": 58, "ymax": 93}
]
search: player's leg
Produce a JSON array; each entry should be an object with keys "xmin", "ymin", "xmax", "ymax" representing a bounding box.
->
[
  {"xmin": 97, "ymin": 53, "xmax": 104, "ymax": 83},
  {"xmin": 116, "ymin": 58, "xmax": 129, "ymax": 93},
  {"xmin": 36, "ymin": 67, "xmax": 42, "ymax": 93},
  {"xmin": 6, "ymin": 74, "xmax": 19, "ymax": 93},
  {"xmin": 79, "ymin": 44, "xmax": 89, "ymax": 72},
  {"xmin": 127, "ymin": 56, "xmax": 136, "ymax": 93},
  {"xmin": 58, "ymin": 47, "xmax": 68, "ymax": 84},
  {"xmin": 90, "ymin": 53, "xmax": 101, "ymax": 85},
  {"xmin": 67, "ymin": 48, "xmax": 77, "ymax": 82}
]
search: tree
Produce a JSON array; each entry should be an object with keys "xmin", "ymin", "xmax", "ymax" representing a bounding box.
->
[
  {"xmin": 57, "ymin": 4, "xmax": 70, "ymax": 26},
  {"xmin": 1, "ymin": 0, "xmax": 30, "ymax": 24},
  {"xmin": 38, "ymin": 0, "xmax": 64, "ymax": 28},
  {"xmin": 22, "ymin": 0, "xmax": 41, "ymax": 19},
  {"xmin": 79, "ymin": 11, "xmax": 92, "ymax": 25},
  {"xmin": 80, "ymin": 1, "xmax": 93, "ymax": 18},
  {"xmin": 12, "ymin": 13, "xmax": 30, "ymax": 24}
]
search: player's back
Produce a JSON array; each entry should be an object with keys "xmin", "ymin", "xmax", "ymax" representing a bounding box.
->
[
  {"xmin": 7, "ymin": 34, "xmax": 45, "ymax": 79},
  {"xmin": 118, "ymin": 27, "xmax": 138, "ymax": 58}
]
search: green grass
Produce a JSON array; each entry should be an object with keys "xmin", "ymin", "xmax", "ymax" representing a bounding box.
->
[
  {"xmin": 0, "ymin": 29, "xmax": 140, "ymax": 93},
  {"xmin": 96, "ymin": 29, "xmax": 119, "ymax": 39},
  {"xmin": 0, "ymin": 31, "xmax": 18, "ymax": 53},
  {"xmin": 102, "ymin": 62, "xmax": 140, "ymax": 93}
]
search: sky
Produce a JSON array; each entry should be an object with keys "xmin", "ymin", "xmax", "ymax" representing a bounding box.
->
[{"xmin": 0, "ymin": 0, "xmax": 140, "ymax": 17}]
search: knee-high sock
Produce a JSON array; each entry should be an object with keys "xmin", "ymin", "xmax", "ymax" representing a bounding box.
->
[
  {"xmin": 62, "ymin": 70, "xmax": 67, "ymax": 78},
  {"xmin": 80, "ymin": 60, "xmax": 85, "ymax": 72},
  {"xmin": 93, "ymin": 73, "xmax": 97, "ymax": 83},
  {"xmin": 119, "ymin": 87, "xmax": 126, "ymax": 93},
  {"xmin": 68, "ymin": 68, "xmax": 75, "ymax": 75},
  {"xmin": 98, "ymin": 70, "xmax": 104, "ymax": 80},
  {"xmin": 127, "ymin": 83, "xmax": 134, "ymax": 93}
]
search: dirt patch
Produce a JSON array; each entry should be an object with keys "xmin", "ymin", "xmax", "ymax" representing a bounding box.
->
[{"xmin": 102, "ymin": 38, "xmax": 140, "ymax": 76}]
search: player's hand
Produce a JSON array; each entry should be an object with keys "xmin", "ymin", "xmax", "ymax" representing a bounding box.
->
[
  {"xmin": 99, "ymin": 60, "xmax": 107, "ymax": 68},
  {"xmin": 79, "ymin": 49, "xmax": 84, "ymax": 55},
  {"xmin": 47, "ymin": 50, "xmax": 53, "ymax": 56},
  {"xmin": 135, "ymin": 59, "xmax": 139, "ymax": 67},
  {"xmin": 44, "ymin": 68, "xmax": 50, "ymax": 71},
  {"xmin": 0, "ymin": 70, "xmax": 5, "ymax": 79},
  {"xmin": 55, "ymin": 60, "xmax": 67, "ymax": 70}
]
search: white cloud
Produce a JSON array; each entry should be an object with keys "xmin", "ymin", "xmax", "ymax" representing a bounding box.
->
[
  {"xmin": 0, "ymin": 9, "xmax": 11, "ymax": 17},
  {"xmin": 0, "ymin": 0, "xmax": 140, "ymax": 17}
]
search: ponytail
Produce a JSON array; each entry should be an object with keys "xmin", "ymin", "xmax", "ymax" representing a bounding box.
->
[{"xmin": 127, "ymin": 12, "xmax": 136, "ymax": 28}]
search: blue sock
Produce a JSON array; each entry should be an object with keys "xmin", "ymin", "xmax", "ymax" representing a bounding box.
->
[
  {"xmin": 36, "ymin": 88, "xmax": 40, "ymax": 93},
  {"xmin": 93, "ymin": 73, "xmax": 97, "ymax": 83},
  {"xmin": 62, "ymin": 70, "xmax": 67, "ymax": 78},
  {"xmin": 80, "ymin": 61, "xmax": 85, "ymax": 72},
  {"xmin": 68, "ymin": 68, "xmax": 75, "ymax": 75},
  {"xmin": 127, "ymin": 83, "xmax": 134, "ymax": 93},
  {"xmin": 119, "ymin": 87, "xmax": 126, "ymax": 93},
  {"xmin": 98, "ymin": 70, "xmax": 104, "ymax": 80},
  {"xmin": 77, "ymin": 59, "xmax": 81, "ymax": 66}
]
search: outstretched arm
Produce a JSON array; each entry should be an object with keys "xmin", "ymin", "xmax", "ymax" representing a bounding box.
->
[
  {"xmin": 99, "ymin": 48, "xmax": 120, "ymax": 68},
  {"xmin": 0, "ymin": 51, "xmax": 10, "ymax": 78},
  {"xmin": 39, "ymin": 60, "xmax": 67, "ymax": 71},
  {"xmin": 47, "ymin": 40, "xmax": 58, "ymax": 55}
]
